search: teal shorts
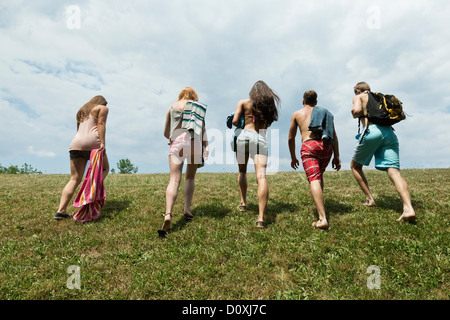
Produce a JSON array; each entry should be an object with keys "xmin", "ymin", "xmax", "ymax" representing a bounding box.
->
[{"xmin": 353, "ymin": 124, "xmax": 400, "ymax": 171}]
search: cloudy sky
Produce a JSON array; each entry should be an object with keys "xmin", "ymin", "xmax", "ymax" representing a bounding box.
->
[{"xmin": 1, "ymin": 0, "xmax": 449, "ymax": 174}]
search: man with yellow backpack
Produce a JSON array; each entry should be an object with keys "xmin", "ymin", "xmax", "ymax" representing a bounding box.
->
[{"xmin": 350, "ymin": 81, "xmax": 415, "ymax": 222}]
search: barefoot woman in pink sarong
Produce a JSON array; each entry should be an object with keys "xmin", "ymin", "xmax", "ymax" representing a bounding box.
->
[{"xmin": 54, "ymin": 96, "xmax": 110, "ymax": 220}]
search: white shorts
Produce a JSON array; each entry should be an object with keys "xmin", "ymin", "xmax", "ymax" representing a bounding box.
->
[{"xmin": 235, "ymin": 129, "xmax": 268, "ymax": 157}]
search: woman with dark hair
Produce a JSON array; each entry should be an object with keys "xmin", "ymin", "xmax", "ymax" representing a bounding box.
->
[
  {"xmin": 158, "ymin": 87, "xmax": 209, "ymax": 237},
  {"xmin": 231, "ymin": 80, "xmax": 280, "ymax": 228},
  {"xmin": 54, "ymin": 95, "xmax": 110, "ymax": 220}
]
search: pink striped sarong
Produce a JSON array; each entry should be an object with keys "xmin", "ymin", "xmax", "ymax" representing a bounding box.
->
[{"xmin": 73, "ymin": 149, "xmax": 105, "ymax": 222}]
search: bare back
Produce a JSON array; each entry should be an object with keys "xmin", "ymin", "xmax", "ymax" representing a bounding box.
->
[
  {"xmin": 352, "ymin": 92, "xmax": 371, "ymax": 127},
  {"xmin": 234, "ymin": 99, "xmax": 269, "ymax": 133},
  {"xmin": 292, "ymin": 106, "xmax": 322, "ymax": 143}
]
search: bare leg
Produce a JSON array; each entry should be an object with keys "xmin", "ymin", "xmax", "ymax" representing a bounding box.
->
[
  {"xmin": 183, "ymin": 163, "xmax": 198, "ymax": 219},
  {"xmin": 351, "ymin": 160, "xmax": 376, "ymax": 207},
  {"xmin": 57, "ymin": 158, "xmax": 88, "ymax": 214},
  {"xmin": 102, "ymin": 152, "xmax": 110, "ymax": 180},
  {"xmin": 387, "ymin": 168, "xmax": 416, "ymax": 222},
  {"xmin": 237, "ymin": 152, "xmax": 249, "ymax": 211},
  {"xmin": 310, "ymin": 179, "xmax": 328, "ymax": 230},
  {"xmin": 254, "ymin": 154, "xmax": 268, "ymax": 227},
  {"xmin": 162, "ymin": 155, "xmax": 184, "ymax": 231}
]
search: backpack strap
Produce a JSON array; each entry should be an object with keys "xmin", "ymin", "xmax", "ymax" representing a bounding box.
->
[
  {"xmin": 357, "ymin": 116, "xmax": 368, "ymax": 135},
  {"xmin": 357, "ymin": 91, "xmax": 371, "ymax": 134}
]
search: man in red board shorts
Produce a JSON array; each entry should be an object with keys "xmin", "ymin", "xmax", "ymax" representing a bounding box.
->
[{"xmin": 288, "ymin": 90, "xmax": 341, "ymax": 230}]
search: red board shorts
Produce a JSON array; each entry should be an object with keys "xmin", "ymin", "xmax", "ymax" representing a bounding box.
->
[{"xmin": 301, "ymin": 139, "xmax": 333, "ymax": 182}]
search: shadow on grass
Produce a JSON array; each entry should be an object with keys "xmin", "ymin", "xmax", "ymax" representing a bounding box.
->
[
  {"xmin": 192, "ymin": 203, "xmax": 232, "ymax": 219},
  {"xmin": 90, "ymin": 199, "xmax": 132, "ymax": 222},
  {"xmin": 300, "ymin": 199, "xmax": 353, "ymax": 225},
  {"xmin": 373, "ymin": 195, "xmax": 423, "ymax": 213},
  {"xmin": 168, "ymin": 203, "xmax": 233, "ymax": 233},
  {"xmin": 267, "ymin": 200, "xmax": 301, "ymax": 226},
  {"xmin": 324, "ymin": 199, "xmax": 354, "ymax": 216},
  {"xmin": 243, "ymin": 199, "xmax": 300, "ymax": 227}
]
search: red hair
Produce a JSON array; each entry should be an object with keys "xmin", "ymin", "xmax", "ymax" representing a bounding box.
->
[{"xmin": 178, "ymin": 87, "xmax": 199, "ymax": 101}]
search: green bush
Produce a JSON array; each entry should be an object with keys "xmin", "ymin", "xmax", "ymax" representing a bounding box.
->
[{"xmin": 0, "ymin": 163, "xmax": 42, "ymax": 174}]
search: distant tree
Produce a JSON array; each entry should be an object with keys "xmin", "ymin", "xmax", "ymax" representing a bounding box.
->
[
  {"xmin": 110, "ymin": 168, "xmax": 116, "ymax": 174},
  {"xmin": 116, "ymin": 158, "xmax": 138, "ymax": 174},
  {"xmin": 19, "ymin": 163, "xmax": 42, "ymax": 174},
  {"xmin": 0, "ymin": 163, "xmax": 42, "ymax": 174},
  {"xmin": 0, "ymin": 164, "xmax": 18, "ymax": 174}
]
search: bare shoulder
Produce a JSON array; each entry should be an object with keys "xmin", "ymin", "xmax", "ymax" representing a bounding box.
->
[
  {"xmin": 92, "ymin": 104, "xmax": 109, "ymax": 117},
  {"xmin": 293, "ymin": 108, "xmax": 306, "ymax": 120},
  {"xmin": 361, "ymin": 93, "xmax": 369, "ymax": 103},
  {"xmin": 288, "ymin": 109, "xmax": 303, "ymax": 128},
  {"xmin": 240, "ymin": 98, "xmax": 251, "ymax": 107},
  {"xmin": 239, "ymin": 98, "xmax": 252, "ymax": 112},
  {"xmin": 354, "ymin": 93, "xmax": 368, "ymax": 103},
  {"xmin": 171, "ymin": 100, "xmax": 186, "ymax": 111},
  {"xmin": 297, "ymin": 108, "xmax": 306, "ymax": 115}
]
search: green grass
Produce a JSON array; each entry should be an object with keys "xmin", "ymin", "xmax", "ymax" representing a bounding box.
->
[{"xmin": 0, "ymin": 169, "xmax": 448, "ymax": 300}]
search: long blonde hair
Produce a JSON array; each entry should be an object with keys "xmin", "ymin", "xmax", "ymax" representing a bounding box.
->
[{"xmin": 76, "ymin": 95, "xmax": 107, "ymax": 123}]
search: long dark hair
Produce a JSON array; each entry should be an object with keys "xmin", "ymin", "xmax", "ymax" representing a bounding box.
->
[{"xmin": 249, "ymin": 80, "xmax": 280, "ymax": 126}]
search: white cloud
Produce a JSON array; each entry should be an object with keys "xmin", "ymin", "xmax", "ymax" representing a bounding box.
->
[{"xmin": 28, "ymin": 146, "xmax": 56, "ymax": 158}]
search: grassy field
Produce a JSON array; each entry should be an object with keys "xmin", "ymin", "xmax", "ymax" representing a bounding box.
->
[{"xmin": 0, "ymin": 169, "xmax": 448, "ymax": 300}]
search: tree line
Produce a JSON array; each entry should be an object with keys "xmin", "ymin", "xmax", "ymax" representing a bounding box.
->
[
  {"xmin": 0, "ymin": 163, "xmax": 42, "ymax": 174},
  {"xmin": 0, "ymin": 158, "xmax": 138, "ymax": 174}
]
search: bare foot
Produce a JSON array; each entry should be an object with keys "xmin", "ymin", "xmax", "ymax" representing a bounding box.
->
[
  {"xmin": 255, "ymin": 220, "xmax": 265, "ymax": 229},
  {"xmin": 161, "ymin": 213, "xmax": 172, "ymax": 230},
  {"xmin": 397, "ymin": 211, "xmax": 416, "ymax": 223},
  {"xmin": 312, "ymin": 219, "xmax": 329, "ymax": 230},
  {"xmin": 183, "ymin": 210, "xmax": 194, "ymax": 221},
  {"xmin": 238, "ymin": 203, "xmax": 246, "ymax": 212},
  {"xmin": 362, "ymin": 199, "xmax": 376, "ymax": 207},
  {"xmin": 158, "ymin": 213, "xmax": 172, "ymax": 238}
]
